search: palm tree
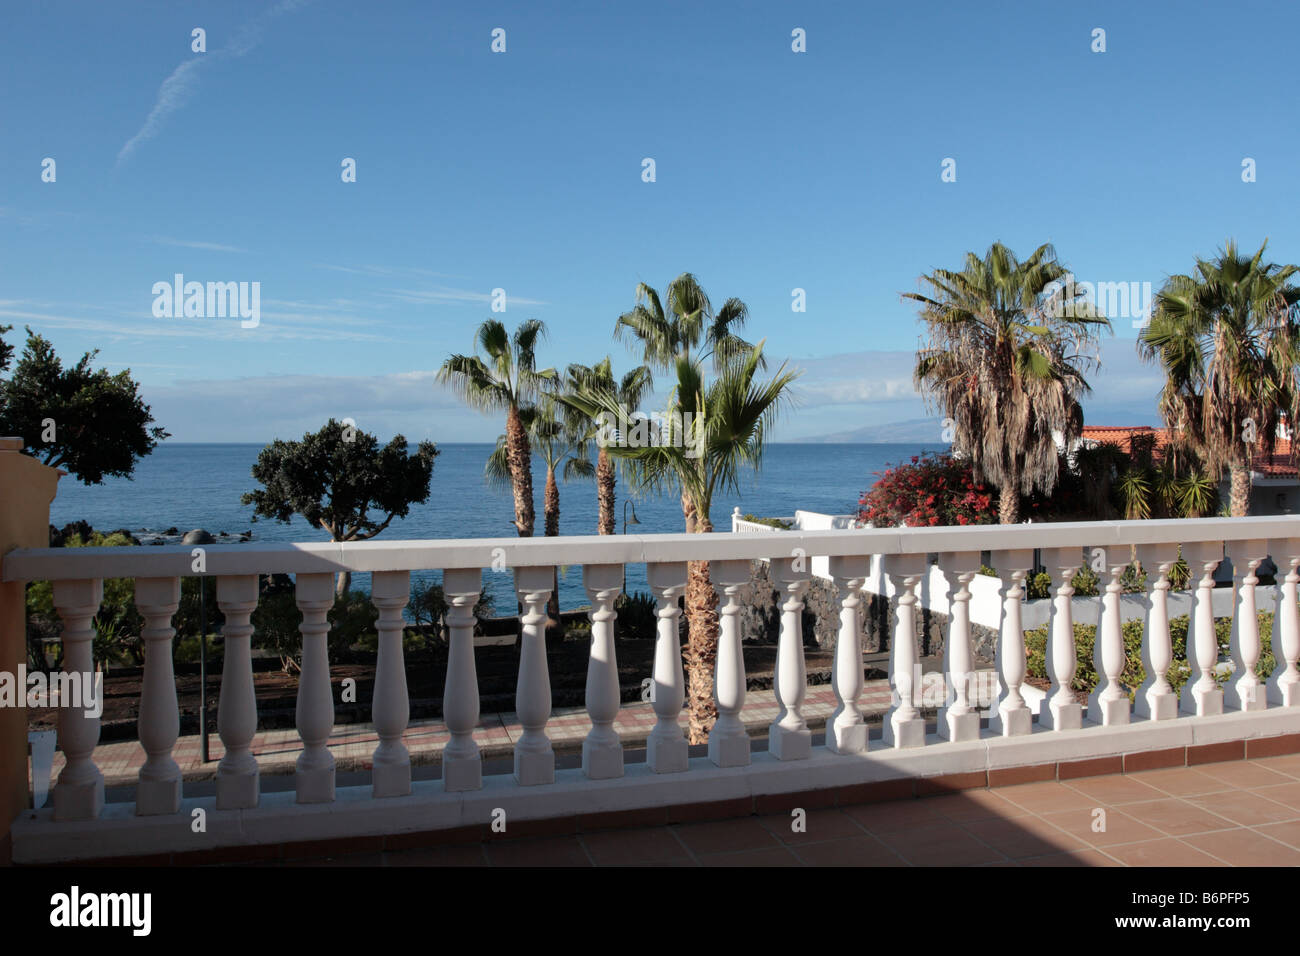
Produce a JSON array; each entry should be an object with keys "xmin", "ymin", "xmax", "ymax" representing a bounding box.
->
[
  {"xmin": 614, "ymin": 273, "xmax": 758, "ymax": 532},
  {"xmin": 1138, "ymin": 239, "xmax": 1300, "ymax": 516},
  {"xmin": 907, "ymin": 242, "xmax": 1111, "ymax": 523},
  {"xmin": 563, "ymin": 356, "xmax": 652, "ymax": 534},
  {"xmin": 487, "ymin": 396, "xmax": 593, "ymax": 638},
  {"xmin": 437, "ymin": 318, "xmax": 554, "ymax": 536},
  {"xmin": 566, "ymin": 343, "xmax": 799, "ymax": 743}
]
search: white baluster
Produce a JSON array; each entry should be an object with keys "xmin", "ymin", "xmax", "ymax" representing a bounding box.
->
[
  {"xmin": 582, "ymin": 563, "xmax": 624, "ymax": 779},
  {"xmin": 1268, "ymin": 539, "xmax": 1300, "ymax": 707},
  {"xmin": 708, "ymin": 559, "xmax": 752, "ymax": 768},
  {"xmin": 828, "ymin": 555, "xmax": 871, "ymax": 753},
  {"xmin": 51, "ymin": 579, "xmax": 104, "ymax": 821},
  {"xmin": 1038, "ymin": 548, "xmax": 1081, "ymax": 731},
  {"xmin": 135, "ymin": 577, "xmax": 182, "ymax": 815},
  {"xmin": 1180, "ymin": 542, "xmax": 1224, "ymax": 716},
  {"xmin": 769, "ymin": 556, "xmax": 812, "ymax": 760},
  {"xmin": 1135, "ymin": 543, "xmax": 1179, "ymax": 721},
  {"xmin": 989, "ymin": 550, "xmax": 1034, "ymax": 737},
  {"xmin": 514, "ymin": 566, "xmax": 555, "ymax": 785},
  {"xmin": 882, "ymin": 553, "xmax": 927, "ymax": 748},
  {"xmin": 442, "ymin": 568, "xmax": 483, "ymax": 791},
  {"xmin": 371, "ymin": 570, "xmax": 411, "ymax": 797},
  {"xmin": 646, "ymin": 562, "xmax": 688, "ymax": 773},
  {"xmin": 216, "ymin": 575, "xmax": 259, "ymax": 809},
  {"xmin": 1089, "ymin": 550, "xmax": 1132, "ymax": 726},
  {"xmin": 1225, "ymin": 540, "xmax": 1268, "ymax": 712},
  {"xmin": 294, "ymin": 573, "xmax": 336, "ymax": 803},
  {"xmin": 936, "ymin": 552, "xmax": 982, "ymax": 741}
]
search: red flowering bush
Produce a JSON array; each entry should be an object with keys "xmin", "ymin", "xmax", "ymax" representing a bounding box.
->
[{"xmin": 858, "ymin": 453, "xmax": 999, "ymax": 528}]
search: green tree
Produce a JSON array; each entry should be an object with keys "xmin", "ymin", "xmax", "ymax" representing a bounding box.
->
[
  {"xmin": 563, "ymin": 356, "xmax": 652, "ymax": 535},
  {"xmin": 1138, "ymin": 239, "xmax": 1300, "ymax": 517},
  {"xmin": 566, "ymin": 344, "xmax": 798, "ymax": 743},
  {"xmin": 907, "ymin": 242, "xmax": 1110, "ymax": 523},
  {"xmin": 0, "ymin": 326, "xmax": 168, "ymax": 484},
  {"xmin": 241, "ymin": 419, "xmax": 438, "ymax": 594},
  {"xmin": 437, "ymin": 319, "xmax": 555, "ymax": 537}
]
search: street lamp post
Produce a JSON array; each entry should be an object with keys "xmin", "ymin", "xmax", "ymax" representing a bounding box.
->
[{"xmin": 622, "ymin": 501, "xmax": 640, "ymax": 594}]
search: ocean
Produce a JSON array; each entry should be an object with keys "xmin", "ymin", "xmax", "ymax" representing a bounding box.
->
[{"xmin": 48, "ymin": 442, "xmax": 936, "ymax": 613}]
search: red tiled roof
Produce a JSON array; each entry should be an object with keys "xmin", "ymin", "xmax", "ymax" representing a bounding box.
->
[{"xmin": 1081, "ymin": 427, "xmax": 1298, "ymax": 479}]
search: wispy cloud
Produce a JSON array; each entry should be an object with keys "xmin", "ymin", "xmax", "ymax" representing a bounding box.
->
[
  {"xmin": 116, "ymin": 0, "xmax": 313, "ymax": 167},
  {"xmin": 312, "ymin": 263, "xmax": 467, "ymax": 280},
  {"xmin": 151, "ymin": 236, "xmax": 249, "ymax": 253},
  {"xmin": 381, "ymin": 287, "xmax": 550, "ymax": 307}
]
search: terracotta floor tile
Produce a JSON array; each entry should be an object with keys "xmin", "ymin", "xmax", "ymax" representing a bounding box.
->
[
  {"xmin": 996, "ymin": 782, "xmax": 1098, "ymax": 814},
  {"xmin": 1119, "ymin": 798, "xmax": 1239, "ymax": 836},
  {"xmin": 1102, "ymin": 838, "xmax": 1227, "ymax": 867},
  {"xmin": 672, "ymin": 817, "xmax": 780, "ymax": 856},
  {"xmin": 876, "ymin": 823, "xmax": 1007, "ymax": 866},
  {"xmin": 1065, "ymin": 775, "xmax": 1167, "ymax": 805},
  {"xmin": 698, "ymin": 846, "xmax": 801, "ymax": 866},
  {"xmin": 1189, "ymin": 827, "xmax": 1300, "ymax": 866},
  {"xmin": 383, "ymin": 845, "xmax": 488, "ymax": 866},
  {"xmin": 1252, "ymin": 782, "xmax": 1300, "ymax": 811},
  {"xmin": 757, "ymin": 808, "xmax": 866, "ymax": 845},
  {"xmin": 790, "ymin": 835, "xmax": 908, "ymax": 866},
  {"xmin": 1187, "ymin": 790, "xmax": 1300, "ymax": 827},
  {"xmin": 961, "ymin": 817, "xmax": 1085, "ymax": 859},
  {"xmin": 580, "ymin": 828, "xmax": 690, "ymax": 865},
  {"xmin": 485, "ymin": 836, "xmax": 593, "ymax": 867},
  {"xmin": 1128, "ymin": 767, "xmax": 1233, "ymax": 797},
  {"xmin": 1252, "ymin": 820, "xmax": 1300, "ymax": 850},
  {"xmin": 1019, "ymin": 848, "xmax": 1119, "ymax": 866},
  {"xmin": 1194, "ymin": 760, "xmax": 1294, "ymax": 789},
  {"xmin": 1040, "ymin": 807, "xmax": 1164, "ymax": 847},
  {"xmin": 842, "ymin": 798, "xmax": 947, "ymax": 834},
  {"xmin": 1250, "ymin": 755, "xmax": 1300, "ymax": 779},
  {"xmin": 923, "ymin": 790, "xmax": 1028, "ymax": 823}
]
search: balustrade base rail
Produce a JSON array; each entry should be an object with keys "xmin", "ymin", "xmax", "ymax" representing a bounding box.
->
[{"xmin": 14, "ymin": 711, "xmax": 1298, "ymax": 864}]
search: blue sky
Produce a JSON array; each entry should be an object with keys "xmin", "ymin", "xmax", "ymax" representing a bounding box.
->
[{"xmin": 2, "ymin": 0, "xmax": 1298, "ymax": 442}]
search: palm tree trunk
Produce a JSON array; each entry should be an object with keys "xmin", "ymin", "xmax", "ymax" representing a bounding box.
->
[
  {"xmin": 1229, "ymin": 462, "xmax": 1252, "ymax": 517},
  {"xmin": 683, "ymin": 514, "xmax": 718, "ymax": 744},
  {"xmin": 681, "ymin": 491, "xmax": 697, "ymax": 534},
  {"xmin": 544, "ymin": 465, "xmax": 562, "ymax": 646},
  {"xmin": 998, "ymin": 482, "xmax": 1020, "ymax": 524},
  {"xmin": 596, "ymin": 447, "xmax": 616, "ymax": 535},
  {"xmin": 505, "ymin": 404, "xmax": 535, "ymax": 537}
]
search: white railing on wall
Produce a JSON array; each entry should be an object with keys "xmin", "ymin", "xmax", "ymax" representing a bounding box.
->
[{"xmin": 5, "ymin": 514, "xmax": 1300, "ymax": 860}]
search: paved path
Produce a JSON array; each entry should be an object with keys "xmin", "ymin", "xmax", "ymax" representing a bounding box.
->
[{"xmin": 57, "ymin": 675, "xmax": 941, "ymax": 788}]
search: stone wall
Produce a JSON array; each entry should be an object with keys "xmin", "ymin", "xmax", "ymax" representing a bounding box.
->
[{"xmin": 740, "ymin": 559, "xmax": 996, "ymax": 665}]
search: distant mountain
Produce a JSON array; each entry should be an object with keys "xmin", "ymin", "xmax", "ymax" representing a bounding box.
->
[{"xmin": 795, "ymin": 418, "xmax": 949, "ymax": 443}]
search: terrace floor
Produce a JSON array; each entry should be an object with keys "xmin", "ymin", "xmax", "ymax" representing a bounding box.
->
[{"xmin": 172, "ymin": 753, "xmax": 1300, "ymax": 868}]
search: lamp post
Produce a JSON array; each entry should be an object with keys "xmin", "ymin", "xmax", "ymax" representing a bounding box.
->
[{"xmin": 622, "ymin": 501, "xmax": 640, "ymax": 594}]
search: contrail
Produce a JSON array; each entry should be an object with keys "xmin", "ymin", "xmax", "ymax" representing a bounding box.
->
[{"xmin": 116, "ymin": 0, "xmax": 313, "ymax": 167}]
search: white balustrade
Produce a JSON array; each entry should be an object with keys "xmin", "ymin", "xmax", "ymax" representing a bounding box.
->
[
  {"xmin": 371, "ymin": 570, "xmax": 412, "ymax": 796},
  {"xmin": 1181, "ymin": 541, "xmax": 1225, "ymax": 716},
  {"xmin": 51, "ymin": 578, "xmax": 104, "ymax": 821},
  {"xmin": 646, "ymin": 562, "xmax": 688, "ymax": 773},
  {"xmin": 989, "ymin": 549, "xmax": 1033, "ymax": 737},
  {"xmin": 216, "ymin": 574, "xmax": 259, "ymax": 809},
  {"xmin": 1269, "ymin": 539, "xmax": 1300, "ymax": 707},
  {"xmin": 936, "ymin": 552, "xmax": 981, "ymax": 742},
  {"xmin": 1225, "ymin": 540, "xmax": 1268, "ymax": 712},
  {"xmin": 441, "ymin": 567, "xmax": 484, "ymax": 791},
  {"xmin": 294, "ymin": 573, "xmax": 336, "ymax": 803},
  {"xmin": 828, "ymin": 555, "xmax": 870, "ymax": 753},
  {"xmin": 514, "ymin": 566, "xmax": 555, "ymax": 785},
  {"xmin": 1135, "ymin": 543, "xmax": 1179, "ymax": 720},
  {"xmin": 1039, "ymin": 548, "xmax": 1081, "ymax": 731},
  {"xmin": 708, "ymin": 559, "xmax": 752, "ymax": 768},
  {"xmin": 1088, "ymin": 550, "xmax": 1132, "ymax": 726},
  {"xmin": 135, "ymin": 577, "xmax": 182, "ymax": 815},
  {"xmin": 769, "ymin": 556, "xmax": 812, "ymax": 759},
  {"xmin": 583, "ymin": 563, "xmax": 624, "ymax": 779},
  {"xmin": 882, "ymin": 553, "xmax": 927, "ymax": 748}
]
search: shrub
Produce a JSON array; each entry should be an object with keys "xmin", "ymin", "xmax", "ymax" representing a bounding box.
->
[
  {"xmin": 615, "ymin": 591, "xmax": 658, "ymax": 640},
  {"xmin": 253, "ymin": 587, "xmax": 375, "ymax": 673},
  {"xmin": 741, "ymin": 514, "xmax": 794, "ymax": 530},
  {"xmin": 858, "ymin": 453, "xmax": 998, "ymax": 528}
]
